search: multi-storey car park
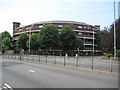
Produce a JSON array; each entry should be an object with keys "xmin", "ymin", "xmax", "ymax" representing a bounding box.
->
[{"xmin": 13, "ymin": 20, "xmax": 102, "ymax": 55}]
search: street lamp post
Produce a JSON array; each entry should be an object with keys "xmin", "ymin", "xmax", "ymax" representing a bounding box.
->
[
  {"xmin": 28, "ymin": 28, "xmax": 31, "ymax": 54},
  {"xmin": 114, "ymin": 0, "xmax": 116, "ymax": 60},
  {"xmin": 0, "ymin": 35, "xmax": 2, "ymax": 54},
  {"xmin": 93, "ymin": 28, "xmax": 95, "ymax": 56},
  {"xmin": 92, "ymin": 28, "xmax": 95, "ymax": 70},
  {"xmin": 29, "ymin": 25, "xmax": 34, "ymax": 54}
]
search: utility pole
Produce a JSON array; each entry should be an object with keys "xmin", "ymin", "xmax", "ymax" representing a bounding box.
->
[
  {"xmin": 28, "ymin": 27, "xmax": 31, "ymax": 54},
  {"xmin": 114, "ymin": 0, "xmax": 116, "ymax": 60},
  {"xmin": 93, "ymin": 28, "xmax": 95, "ymax": 56},
  {"xmin": 29, "ymin": 25, "xmax": 33, "ymax": 54},
  {"xmin": 91, "ymin": 27, "xmax": 95, "ymax": 70}
]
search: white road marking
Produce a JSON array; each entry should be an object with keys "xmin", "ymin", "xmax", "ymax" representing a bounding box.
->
[
  {"xmin": 28, "ymin": 70, "xmax": 35, "ymax": 73},
  {"xmin": 4, "ymin": 83, "xmax": 12, "ymax": 89}
]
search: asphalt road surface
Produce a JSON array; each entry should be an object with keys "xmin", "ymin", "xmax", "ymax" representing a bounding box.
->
[{"xmin": 1, "ymin": 57, "xmax": 118, "ymax": 88}]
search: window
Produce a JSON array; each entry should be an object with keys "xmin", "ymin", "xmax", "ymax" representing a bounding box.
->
[
  {"xmin": 82, "ymin": 26, "xmax": 86, "ymax": 29},
  {"xmin": 19, "ymin": 28, "xmax": 23, "ymax": 31},
  {"xmin": 26, "ymin": 27, "xmax": 29, "ymax": 30},
  {"xmin": 78, "ymin": 26, "xmax": 82, "ymax": 28},
  {"xmin": 58, "ymin": 25, "xmax": 63, "ymax": 27},
  {"xmin": 78, "ymin": 33, "xmax": 82, "ymax": 35},
  {"xmin": 39, "ymin": 25, "xmax": 43, "ymax": 28},
  {"xmin": 84, "ymin": 26, "xmax": 88, "ymax": 29},
  {"xmin": 88, "ymin": 26, "xmax": 90, "ymax": 29}
]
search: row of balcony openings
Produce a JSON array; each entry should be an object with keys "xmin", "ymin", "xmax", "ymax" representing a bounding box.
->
[{"xmin": 15, "ymin": 24, "xmax": 98, "ymax": 32}]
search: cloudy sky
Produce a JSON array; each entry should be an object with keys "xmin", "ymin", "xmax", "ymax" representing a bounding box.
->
[{"xmin": 0, "ymin": 0, "xmax": 119, "ymax": 36}]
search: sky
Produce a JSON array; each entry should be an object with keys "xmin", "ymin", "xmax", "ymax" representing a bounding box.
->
[{"xmin": 0, "ymin": 0, "xmax": 119, "ymax": 36}]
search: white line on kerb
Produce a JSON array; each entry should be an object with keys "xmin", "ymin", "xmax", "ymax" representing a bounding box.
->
[
  {"xmin": 28, "ymin": 70, "xmax": 35, "ymax": 73},
  {"xmin": 4, "ymin": 83, "xmax": 12, "ymax": 88}
]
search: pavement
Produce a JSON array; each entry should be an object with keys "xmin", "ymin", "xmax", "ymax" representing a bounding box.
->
[{"xmin": 1, "ymin": 57, "xmax": 119, "ymax": 88}]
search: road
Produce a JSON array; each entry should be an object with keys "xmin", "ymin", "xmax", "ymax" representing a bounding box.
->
[{"xmin": 1, "ymin": 57, "xmax": 119, "ymax": 88}]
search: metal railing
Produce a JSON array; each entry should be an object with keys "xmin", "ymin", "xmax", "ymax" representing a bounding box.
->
[{"xmin": 2, "ymin": 51, "xmax": 119, "ymax": 73}]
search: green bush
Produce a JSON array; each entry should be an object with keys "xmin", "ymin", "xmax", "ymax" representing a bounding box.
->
[{"xmin": 105, "ymin": 53, "xmax": 114, "ymax": 57}]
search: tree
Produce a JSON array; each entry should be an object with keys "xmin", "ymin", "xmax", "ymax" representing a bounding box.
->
[
  {"xmin": 59, "ymin": 25, "xmax": 84, "ymax": 51},
  {"xmin": 15, "ymin": 40, "xmax": 20, "ymax": 51},
  {"xmin": 2, "ymin": 37, "xmax": 12, "ymax": 50},
  {"xmin": 100, "ymin": 18, "xmax": 120, "ymax": 54},
  {"xmin": 17, "ymin": 33, "xmax": 28, "ymax": 50},
  {"xmin": 0, "ymin": 31, "xmax": 12, "ymax": 51},
  {"xmin": 75, "ymin": 38, "xmax": 84, "ymax": 50},
  {"xmin": 0, "ymin": 31, "xmax": 11, "ymax": 39},
  {"xmin": 26, "ymin": 33, "xmax": 39, "ymax": 50},
  {"xmin": 96, "ymin": 30, "xmax": 107, "ymax": 51},
  {"xmin": 101, "ymin": 30, "xmax": 112, "ymax": 53},
  {"xmin": 108, "ymin": 18, "xmax": 120, "ymax": 54},
  {"xmin": 38, "ymin": 24, "xmax": 59, "ymax": 50}
]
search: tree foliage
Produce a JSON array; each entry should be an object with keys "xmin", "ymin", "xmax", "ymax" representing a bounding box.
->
[
  {"xmin": 0, "ymin": 31, "xmax": 12, "ymax": 50},
  {"xmin": 59, "ymin": 25, "xmax": 84, "ymax": 51},
  {"xmin": 38, "ymin": 24, "xmax": 59, "ymax": 50},
  {"xmin": 2, "ymin": 37, "xmax": 12, "ymax": 50},
  {"xmin": 100, "ymin": 18, "xmax": 120, "ymax": 54},
  {"xmin": 0, "ymin": 31, "xmax": 11, "ymax": 39},
  {"xmin": 18, "ymin": 33, "xmax": 28, "ymax": 50},
  {"xmin": 96, "ymin": 30, "xmax": 106, "ymax": 50},
  {"xmin": 75, "ymin": 38, "xmax": 84, "ymax": 49},
  {"xmin": 15, "ymin": 40, "xmax": 20, "ymax": 51},
  {"xmin": 26, "ymin": 33, "xmax": 39, "ymax": 50}
]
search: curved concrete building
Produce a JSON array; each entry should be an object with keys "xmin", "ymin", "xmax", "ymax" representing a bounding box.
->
[{"xmin": 13, "ymin": 20, "xmax": 101, "ymax": 55}]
